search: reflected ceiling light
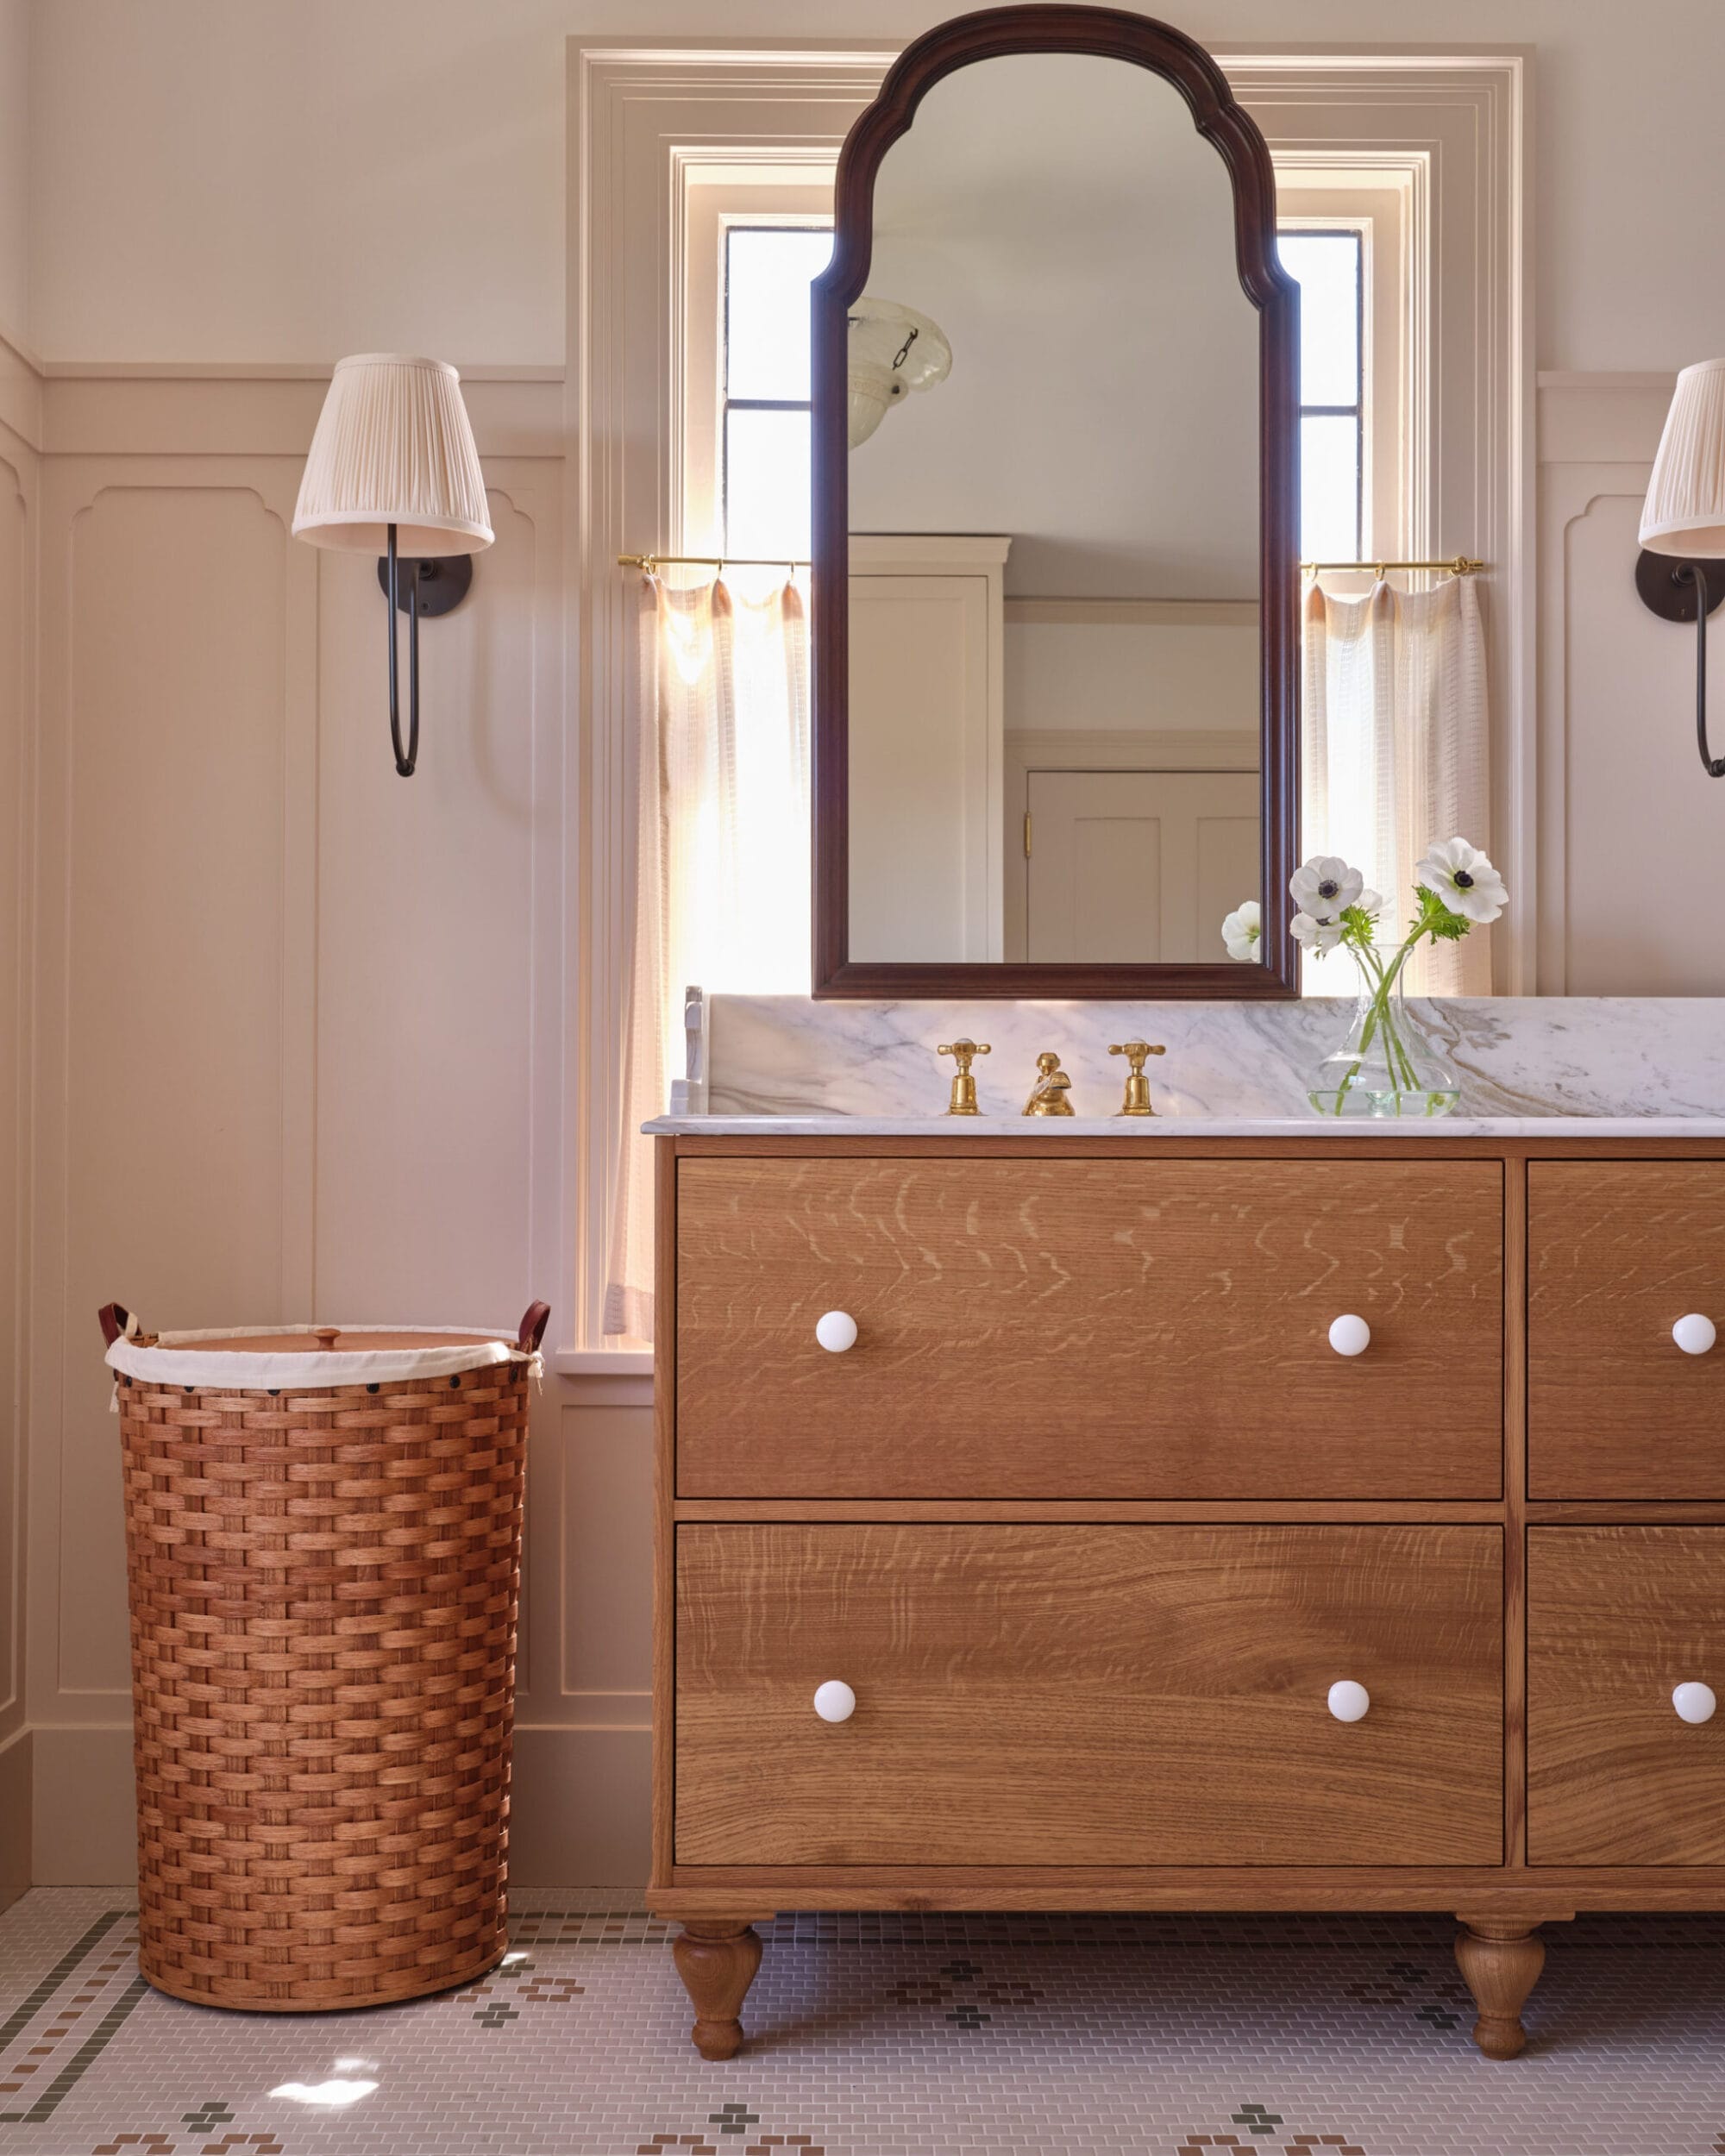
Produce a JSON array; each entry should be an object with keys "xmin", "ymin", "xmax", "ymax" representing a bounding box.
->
[
  {"xmin": 268, "ymin": 2077, "xmax": 380, "ymax": 2109},
  {"xmin": 292, "ymin": 354, "xmax": 493, "ymax": 777},
  {"xmin": 1638, "ymin": 356, "xmax": 1725, "ymax": 775},
  {"xmin": 847, "ymin": 299, "xmax": 951, "ymax": 448}
]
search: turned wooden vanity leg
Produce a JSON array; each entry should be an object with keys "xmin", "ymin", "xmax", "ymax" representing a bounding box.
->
[
  {"xmin": 1453, "ymin": 1916, "xmax": 1546, "ymax": 2059},
  {"xmin": 673, "ymin": 1921, "xmax": 765, "ymax": 2059}
]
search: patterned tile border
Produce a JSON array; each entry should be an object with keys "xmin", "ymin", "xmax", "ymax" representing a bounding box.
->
[{"xmin": 0, "ymin": 1913, "xmax": 147, "ymax": 2128}]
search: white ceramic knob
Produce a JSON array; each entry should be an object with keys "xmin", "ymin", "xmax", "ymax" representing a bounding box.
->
[
  {"xmin": 1673, "ymin": 1313, "xmax": 1717, "ymax": 1357},
  {"xmin": 815, "ymin": 1310, "xmax": 858, "ymax": 1353},
  {"xmin": 1328, "ymin": 1313, "xmax": 1371, "ymax": 1357},
  {"xmin": 812, "ymin": 1680, "xmax": 856, "ymax": 1723},
  {"xmin": 1327, "ymin": 1680, "xmax": 1371, "ymax": 1723},
  {"xmin": 1673, "ymin": 1681, "xmax": 1717, "ymax": 1725}
]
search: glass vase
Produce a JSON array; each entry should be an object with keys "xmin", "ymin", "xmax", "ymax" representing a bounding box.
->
[{"xmin": 1308, "ymin": 948, "xmax": 1460, "ymax": 1119}]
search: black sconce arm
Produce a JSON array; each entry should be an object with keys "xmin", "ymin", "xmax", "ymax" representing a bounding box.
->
[
  {"xmin": 1635, "ymin": 549, "xmax": 1725, "ymax": 778},
  {"xmin": 385, "ymin": 523, "xmax": 420, "ymax": 779},
  {"xmin": 1690, "ymin": 562, "xmax": 1725, "ymax": 778}
]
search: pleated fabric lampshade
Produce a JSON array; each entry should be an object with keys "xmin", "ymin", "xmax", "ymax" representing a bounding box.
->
[
  {"xmin": 1640, "ymin": 357, "xmax": 1725, "ymax": 558},
  {"xmin": 292, "ymin": 354, "xmax": 493, "ymax": 555}
]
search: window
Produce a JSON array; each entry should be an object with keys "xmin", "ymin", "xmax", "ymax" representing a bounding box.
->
[
  {"xmin": 720, "ymin": 223, "xmax": 832, "ymax": 559},
  {"xmin": 1277, "ymin": 228, "xmax": 1364, "ymax": 563}
]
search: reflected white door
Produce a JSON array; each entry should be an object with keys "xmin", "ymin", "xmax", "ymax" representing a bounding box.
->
[{"xmin": 1025, "ymin": 768, "xmax": 1259, "ymax": 962}]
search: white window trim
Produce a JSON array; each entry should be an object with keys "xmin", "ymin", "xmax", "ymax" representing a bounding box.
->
[
  {"xmin": 683, "ymin": 187, "xmax": 834, "ymax": 561},
  {"xmin": 1277, "ymin": 160, "xmax": 1427, "ymax": 570},
  {"xmin": 564, "ymin": 38, "xmax": 1531, "ymax": 1363}
]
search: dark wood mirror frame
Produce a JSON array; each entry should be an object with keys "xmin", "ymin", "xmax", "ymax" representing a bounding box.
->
[{"xmin": 810, "ymin": 3, "xmax": 1299, "ymax": 999}]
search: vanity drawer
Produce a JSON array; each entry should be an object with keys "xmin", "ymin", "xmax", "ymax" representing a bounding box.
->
[
  {"xmin": 674, "ymin": 1524, "xmax": 1504, "ymax": 1867},
  {"xmin": 1528, "ymin": 1528, "xmax": 1725, "ymax": 1865},
  {"xmin": 674, "ymin": 1156, "xmax": 1502, "ymax": 1498},
  {"xmin": 1528, "ymin": 1163, "xmax": 1725, "ymax": 1496}
]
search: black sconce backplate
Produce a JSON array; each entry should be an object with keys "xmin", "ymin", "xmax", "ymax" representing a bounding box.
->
[
  {"xmin": 374, "ymin": 553, "xmax": 474, "ymax": 617},
  {"xmin": 1635, "ymin": 548, "xmax": 1725, "ymax": 623}
]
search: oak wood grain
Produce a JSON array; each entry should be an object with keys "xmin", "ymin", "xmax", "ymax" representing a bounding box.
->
[
  {"xmin": 1453, "ymin": 1917, "xmax": 1549, "ymax": 2058},
  {"xmin": 675, "ymin": 1157, "xmax": 1503, "ymax": 1499},
  {"xmin": 1504, "ymin": 1158, "xmax": 1528, "ymax": 1865},
  {"xmin": 672, "ymin": 1136, "xmax": 1725, "ymax": 1161},
  {"xmin": 1527, "ymin": 1526, "xmax": 1725, "ymax": 1865},
  {"xmin": 674, "ymin": 1500, "xmax": 1509, "ymax": 1523},
  {"xmin": 671, "ymin": 1921, "xmax": 764, "ymax": 2059},
  {"xmin": 652, "ymin": 1135, "xmax": 678, "ymax": 1886},
  {"xmin": 1529, "ymin": 1163, "xmax": 1725, "ymax": 1496},
  {"xmin": 651, "ymin": 1872, "xmax": 1584, "ymax": 1915},
  {"xmin": 674, "ymin": 1523, "xmax": 1503, "ymax": 1867}
]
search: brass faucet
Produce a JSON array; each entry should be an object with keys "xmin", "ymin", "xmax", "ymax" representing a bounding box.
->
[
  {"xmin": 1023, "ymin": 1050, "xmax": 1076, "ymax": 1117},
  {"xmin": 1109, "ymin": 1040, "xmax": 1166, "ymax": 1117},
  {"xmin": 937, "ymin": 1037, "xmax": 991, "ymax": 1116}
]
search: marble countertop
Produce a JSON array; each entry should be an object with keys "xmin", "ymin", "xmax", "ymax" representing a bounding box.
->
[
  {"xmin": 645, "ymin": 1113, "xmax": 1725, "ymax": 1138},
  {"xmin": 696, "ymin": 995, "xmax": 1725, "ymax": 1124}
]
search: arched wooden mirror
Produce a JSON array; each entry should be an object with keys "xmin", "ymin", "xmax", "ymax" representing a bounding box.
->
[{"xmin": 810, "ymin": 4, "xmax": 1298, "ymax": 997}]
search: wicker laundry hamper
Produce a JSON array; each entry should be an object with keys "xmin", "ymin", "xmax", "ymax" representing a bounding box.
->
[{"xmin": 101, "ymin": 1300, "xmax": 549, "ymax": 2013}]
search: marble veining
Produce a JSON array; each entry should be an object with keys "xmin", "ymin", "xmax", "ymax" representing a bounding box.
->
[{"xmin": 693, "ymin": 993, "xmax": 1725, "ymax": 1123}]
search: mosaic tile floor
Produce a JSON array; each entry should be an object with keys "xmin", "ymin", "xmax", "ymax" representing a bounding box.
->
[{"xmin": 4, "ymin": 1892, "xmax": 1725, "ymax": 2156}]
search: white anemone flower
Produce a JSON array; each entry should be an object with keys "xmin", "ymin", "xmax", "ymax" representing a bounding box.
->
[
  {"xmin": 1289, "ymin": 855, "xmax": 1364, "ymax": 918},
  {"xmin": 1414, "ymin": 837, "xmax": 1508, "ymax": 924},
  {"xmin": 1220, "ymin": 899, "xmax": 1261, "ymax": 962},
  {"xmin": 1290, "ymin": 910, "xmax": 1345, "ymax": 953}
]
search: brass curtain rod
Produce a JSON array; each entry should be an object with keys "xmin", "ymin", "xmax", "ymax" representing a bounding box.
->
[
  {"xmin": 619, "ymin": 549, "xmax": 1487, "ymax": 576},
  {"xmin": 618, "ymin": 552, "xmax": 810, "ymax": 572},
  {"xmin": 1302, "ymin": 555, "xmax": 1488, "ymax": 576}
]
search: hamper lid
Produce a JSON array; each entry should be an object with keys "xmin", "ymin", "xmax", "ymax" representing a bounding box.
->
[{"xmin": 100, "ymin": 1305, "xmax": 550, "ymax": 1389}]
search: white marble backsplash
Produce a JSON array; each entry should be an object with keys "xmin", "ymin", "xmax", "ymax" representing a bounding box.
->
[{"xmin": 703, "ymin": 994, "xmax": 1725, "ymax": 1121}]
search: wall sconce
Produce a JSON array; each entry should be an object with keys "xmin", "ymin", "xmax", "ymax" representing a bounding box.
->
[
  {"xmin": 1638, "ymin": 356, "xmax": 1725, "ymax": 776},
  {"xmin": 292, "ymin": 354, "xmax": 493, "ymax": 776},
  {"xmin": 847, "ymin": 298, "xmax": 951, "ymax": 448}
]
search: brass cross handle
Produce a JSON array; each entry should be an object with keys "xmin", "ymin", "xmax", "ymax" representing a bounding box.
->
[
  {"xmin": 938, "ymin": 1038, "xmax": 991, "ymax": 1074},
  {"xmin": 938, "ymin": 1037, "xmax": 991, "ymax": 1116},
  {"xmin": 1108, "ymin": 1040, "xmax": 1165, "ymax": 1118}
]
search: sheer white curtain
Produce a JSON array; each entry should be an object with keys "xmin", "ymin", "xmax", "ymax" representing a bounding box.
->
[
  {"xmin": 604, "ymin": 573, "xmax": 810, "ymax": 1340},
  {"xmin": 1301, "ymin": 573, "xmax": 1491, "ymax": 993}
]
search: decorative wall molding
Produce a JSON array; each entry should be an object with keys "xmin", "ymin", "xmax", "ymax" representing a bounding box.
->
[
  {"xmin": 0, "ymin": 425, "xmax": 34, "ymax": 1757},
  {"xmin": 11, "ymin": 371, "xmax": 624, "ymax": 1883},
  {"xmin": 1534, "ymin": 372, "xmax": 1689, "ymax": 995},
  {"xmin": 0, "ymin": 326, "xmax": 43, "ymax": 456}
]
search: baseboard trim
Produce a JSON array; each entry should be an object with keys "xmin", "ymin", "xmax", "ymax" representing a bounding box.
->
[
  {"xmin": 509, "ymin": 1725, "xmax": 651, "ymax": 1888},
  {"xmin": 0, "ymin": 1725, "xmax": 32, "ymax": 1888},
  {"xmin": 31, "ymin": 1725, "xmax": 136, "ymax": 1886}
]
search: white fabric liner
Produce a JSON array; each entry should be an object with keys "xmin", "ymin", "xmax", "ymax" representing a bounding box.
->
[{"xmin": 105, "ymin": 1323, "xmax": 542, "ymax": 1392}]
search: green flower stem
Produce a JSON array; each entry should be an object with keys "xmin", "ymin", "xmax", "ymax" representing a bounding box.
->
[{"xmin": 1327, "ymin": 927, "xmax": 1423, "ymax": 1111}]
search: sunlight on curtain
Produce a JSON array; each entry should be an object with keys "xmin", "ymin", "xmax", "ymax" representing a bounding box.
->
[
  {"xmin": 1301, "ymin": 574, "xmax": 1490, "ymax": 994},
  {"xmin": 604, "ymin": 573, "xmax": 810, "ymax": 1339}
]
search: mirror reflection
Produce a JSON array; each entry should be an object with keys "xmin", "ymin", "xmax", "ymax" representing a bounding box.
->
[{"xmin": 845, "ymin": 52, "xmax": 1263, "ymax": 968}]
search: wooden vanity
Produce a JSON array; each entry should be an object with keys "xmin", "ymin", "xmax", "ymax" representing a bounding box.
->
[{"xmin": 648, "ymin": 1128, "xmax": 1725, "ymax": 2059}]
